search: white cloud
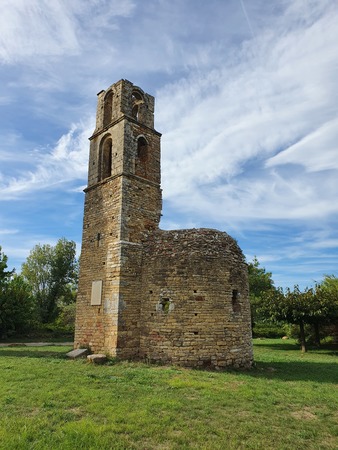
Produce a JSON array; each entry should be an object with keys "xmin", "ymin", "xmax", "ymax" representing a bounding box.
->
[
  {"xmin": 266, "ymin": 118, "xmax": 338, "ymax": 172},
  {"xmin": 155, "ymin": 0, "xmax": 338, "ymax": 225},
  {"xmin": 0, "ymin": 229, "xmax": 19, "ymax": 236},
  {"xmin": 0, "ymin": 0, "xmax": 135, "ymax": 64},
  {"xmin": 0, "ymin": 117, "xmax": 93, "ymax": 200},
  {"xmin": 0, "ymin": 0, "xmax": 79, "ymax": 63}
]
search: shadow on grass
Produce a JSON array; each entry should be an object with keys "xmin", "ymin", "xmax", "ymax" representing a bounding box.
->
[
  {"xmin": 0, "ymin": 347, "xmax": 72, "ymax": 359},
  {"xmin": 0, "ymin": 346, "xmax": 337, "ymax": 384},
  {"xmin": 254, "ymin": 342, "xmax": 301, "ymax": 351},
  {"xmin": 251, "ymin": 341, "xmax": 338, "ymax": 383},
  {"xmin": 248, "ymin": 360, "xmax": 338, "ymax": 384}
]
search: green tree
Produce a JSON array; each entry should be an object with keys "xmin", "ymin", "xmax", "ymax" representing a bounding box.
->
[
  {"xmin": 260, "ymin": 286, "xmax": 320, "ymax": 352},
  {"xmin": 248, "ymin": 257, "xmax": 275, "ymax": 300},
  {"xmin": 311, "ymin": 275, "xmax": 338, "ymax": 345},
  {"xmin": 0, "ymin": 246, "xmax": 14, "ymax": 283},
  {"xmin": 21, "ymin": 238, "xmax": 78, "ymax": 323},
  {"xmin": 0, "ymin": 247, "xmax": 35, "ymax": 338},
  {"xmin": 0, "ymin": 275, "xmax": 36, "ymax": 338},
  {"xmin": 248, "ymin": 257, "xmax": 275, "ymax": 331},
  {"xmin": 318, "ymin": 275, "xmax": 338, "ymax": 307}
]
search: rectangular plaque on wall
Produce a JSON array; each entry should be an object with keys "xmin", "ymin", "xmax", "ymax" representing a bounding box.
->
[{"xmin": 91, "ymin": 280, "xmax": 102, "ymax": 305}]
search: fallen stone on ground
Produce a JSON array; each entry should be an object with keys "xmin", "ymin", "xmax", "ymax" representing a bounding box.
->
[
  {"xmin": 87, "ymin": 353, "xmax": 107, "ymax": 364},
  {"xmin": 66, "ymin": 348, "xmax": 89, "ymax": 359}
]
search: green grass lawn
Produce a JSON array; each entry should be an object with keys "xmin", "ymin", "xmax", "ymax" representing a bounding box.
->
[{"xmin": 0, "ymin": 339, "xmax": 337, "ymax": 450}]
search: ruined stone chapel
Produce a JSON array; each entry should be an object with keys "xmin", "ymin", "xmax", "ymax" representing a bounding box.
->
[{"xmin": 74, "ymin": 79, "xmax": 253, "ymax": 369}]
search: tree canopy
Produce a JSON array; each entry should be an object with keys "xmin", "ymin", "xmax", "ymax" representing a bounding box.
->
[
  {"xmin": 248, "ymin": 256, "xmax": 275, "ymax": 301},
  {"xmin": 21, "ymin": 238, "xmax": 78, "ymax": 323},
  {"xmin": 248, "ymin": 257, "xmax": 276, "ymax": 330},
  {"xmin": 0, "ymin": 246, "xmax": 13, "ymax": 284},
  {"xmin": 0, "ymin": 247, "xmax": 35, "ymax": 338},
  {"xmin": 259, "ymin": 281, "xmax": 338, "ymax": 352}
]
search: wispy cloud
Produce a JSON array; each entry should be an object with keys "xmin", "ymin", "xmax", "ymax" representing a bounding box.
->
[
  {"xmin": 0, "ymin": 0, "xmax": 79, "ymax": 63},
  {"xmin": 0, "ymin": 0, "xmax": 135, "ymax": 64},
  {"xmin": 0, "ymin": 228, "xmax": 19, "ymax": 236},
  {"xmin": 155, "ymin": 0, "xmax": 338, "ymax": 225},
  {"xmin": 266, "ymin": 118, "xmax": 338, "ymax": 172},
  {"xmin": 0, "ymin": 117, "xmax": 93, "ymax": 200}
]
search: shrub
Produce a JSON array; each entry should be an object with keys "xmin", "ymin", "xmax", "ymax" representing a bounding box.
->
[
  {"xmin": 54, "ymin": 303, "xmax": 76, "ymax": 332},
  {"xmin": 252, "ymin": 323, "xmax": 285, "ymax": 338}
]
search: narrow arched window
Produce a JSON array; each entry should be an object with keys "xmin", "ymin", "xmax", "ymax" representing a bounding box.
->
[
  {"xmin": 131, "ymin": 91, "xmax": 143, "ymax": 122},
  {"xmin": 135, "ymin": 136, "xmax": 148, "ymax": 178},
  {"xmin": 100, "ymin": 137, "xmax": 112, "ymax": 180},
  {"xmin": 132, "ymin": 104, "xmax": 139, "ymax": 120},
  {"xmin": 103, "ymin": 91, "xmax": 113, "ymax": 127},
  {"xmin": 137, "ymin": 137, "xmax": 147, "ymax": 159}
]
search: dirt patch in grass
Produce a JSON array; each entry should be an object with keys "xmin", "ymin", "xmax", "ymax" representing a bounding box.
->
[{"xmin": 291, "ymin": 408, "xmax": 317, "ymax": 420}]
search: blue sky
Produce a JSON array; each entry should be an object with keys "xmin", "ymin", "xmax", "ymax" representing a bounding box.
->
[{"xmin": 0, "ymin": 0, "xmax": 337, "ymax": 289}]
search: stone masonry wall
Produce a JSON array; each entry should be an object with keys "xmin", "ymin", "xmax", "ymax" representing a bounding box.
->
[
  {"xmin": 139, "ymin": 229, "xmax": 253, "ymax": 369},
  {"xmin": 75, "ymin": 80, "xmax": 162, "ymax": 357},
  {"xmin": 74, "ymin": 177, "xmax": 123, "ymax": 354}
]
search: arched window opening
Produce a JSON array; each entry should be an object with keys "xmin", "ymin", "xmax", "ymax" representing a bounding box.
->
[
  {"xmin": 135, "ymin": 136, "xmax": 148, "ymax": 178},
  {"xmin": 103, "ymin": 91, "xmax": 113, "ymax": 127},
  {"xmin": 132, "ymin": 104, "xmax": 139, "ymax": 120},
  {"xmin": 137, "ymin": 137, "xmax": 147, "ymax": 159},
  {"xmin": 100, "ymin": 138, "xmax": 112, "ymax": 180},
  {"xmin": 131, "ymin": 91, "xmax": 144, "ymax": 121}
]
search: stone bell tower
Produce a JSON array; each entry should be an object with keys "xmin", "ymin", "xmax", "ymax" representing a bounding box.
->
[{"xmin": 74, "ymin": 79, "xmax": 162, "ymax": 357}]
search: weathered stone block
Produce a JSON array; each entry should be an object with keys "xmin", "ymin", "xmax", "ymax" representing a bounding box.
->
[
  {"xmin": 87, "ymin": 354, "xmax": 107, "ymax": 364},
  {"xmin": 67, "ymin": 348, "xmax": 89, "ymax": 359}
]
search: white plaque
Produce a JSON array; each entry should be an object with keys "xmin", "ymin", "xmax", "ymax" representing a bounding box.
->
[{"xmin": 91, "ymin": 280, "xmax": 102, "ymax": 305}]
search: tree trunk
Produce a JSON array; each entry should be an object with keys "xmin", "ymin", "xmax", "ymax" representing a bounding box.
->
[
  {"xmin": 313, "ymin": 322, "xmax": 321, "ymax": 347},
  {"xmin": 299, "ymin": 321, "xmax": 307, "ymax": 353}
]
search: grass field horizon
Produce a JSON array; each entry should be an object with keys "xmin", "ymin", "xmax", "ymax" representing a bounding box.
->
[{"xmin": 0, "ymin": 339, "xmax": 337, "ymax": 449}]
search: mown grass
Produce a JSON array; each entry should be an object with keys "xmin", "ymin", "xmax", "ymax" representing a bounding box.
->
[{"xmin": 0, "ymin": 339, "xmax": 337, "ymax": 449}]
